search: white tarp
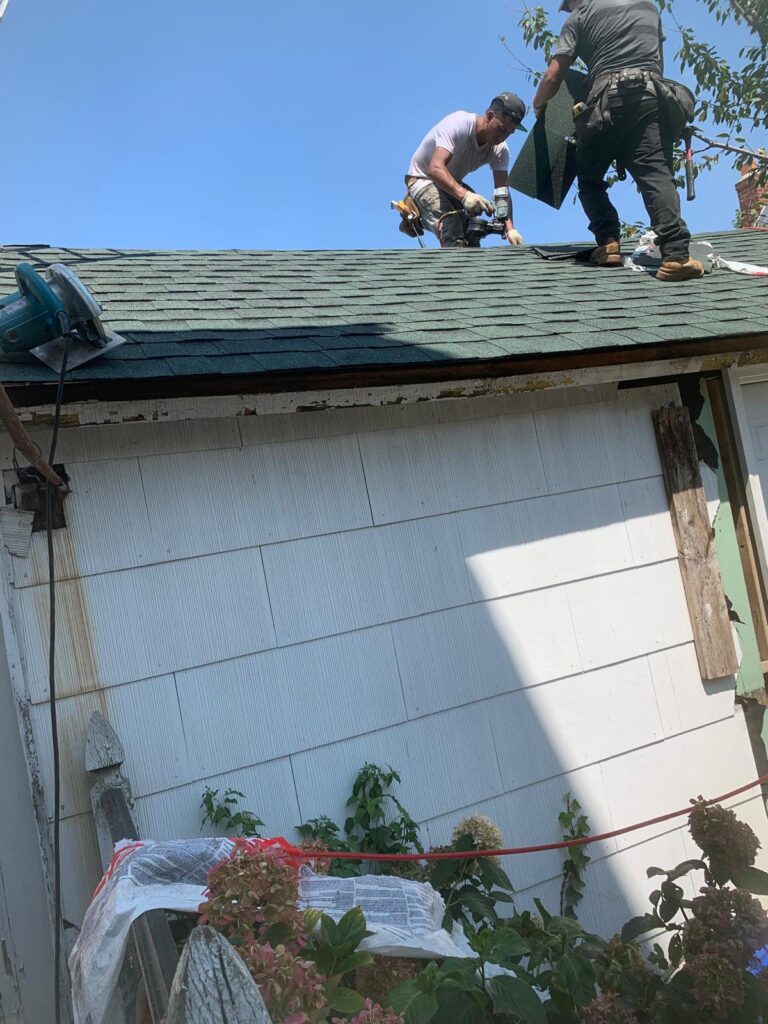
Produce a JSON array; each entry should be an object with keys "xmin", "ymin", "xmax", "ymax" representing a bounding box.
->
[{"xmin": 69, "ymin": 838, "xmax": 472, "ymax": 1024}]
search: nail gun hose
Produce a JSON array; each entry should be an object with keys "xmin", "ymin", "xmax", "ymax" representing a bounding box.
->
[{"xmin": 0, "ymin": 384, "xmax": 67, "ymax": 489}]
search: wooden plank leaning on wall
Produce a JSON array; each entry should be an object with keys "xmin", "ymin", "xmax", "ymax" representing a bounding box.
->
[{"xmin": 653, "ymin": 404, "xmax": 739, "ymax": 681}]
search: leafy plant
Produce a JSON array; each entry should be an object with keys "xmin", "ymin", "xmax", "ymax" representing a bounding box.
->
[
  {"xmin": 331, "ymin": 1000, "xmax": 404, "ymax": 1024},
  {"xmin": 345, "ymin": 763, "xmax": 423, "ymax": 859},
  {"xmin": 296, "ymin": 764, "xmax": 423, "ymax": 877},
  {"xmin": 304, "ymin": 907, "xmax": 374, "ymax": 1016},
  {"xmin": 296, "ymin": 816, "xmax": 360, "ymax": 877},
  {"xmin": 200, "ymin": 786, "xmax": 264, "ymax": 838},
  {"xmin": 429, "ymin": 815, "xmax": 515, "ymax": 932},
  {"xmin": 559, "ymin": 793, "xmax": 591, "ymax": 919}
]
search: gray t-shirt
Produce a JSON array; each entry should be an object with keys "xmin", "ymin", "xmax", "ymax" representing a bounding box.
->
[
  {"xmin": 406, "ymin": 111, "xmax": 510, "ymax": 198},
  {"xmin": 555, "ymin": 0, "xmax": 664, "ymax": 84}
]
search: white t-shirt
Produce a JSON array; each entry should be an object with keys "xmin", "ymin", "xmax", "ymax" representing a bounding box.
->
[{"xmin": 406, "ymin": 111, "xmax": 510, "ymax": 198}]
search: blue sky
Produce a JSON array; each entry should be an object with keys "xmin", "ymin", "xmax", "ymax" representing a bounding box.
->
[{"xmin": 0, "ymin": 0, "xmax": 758, "ymax": 250}]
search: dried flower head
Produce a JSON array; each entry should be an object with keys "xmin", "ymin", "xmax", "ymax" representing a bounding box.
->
[
  {"xmin": 578, "ymin": 993, "xmax": 640, "ymax": 1024},
  {"xmin": 688, "ymin": 800, "xmax": 760, "ymax": 878},
  {"xmin": 682, "ymin": 885, "xmax": 768, "ymax": 969},
  {"xmin": 355, "ymin": 956, "xmax": 422, "ymax": 1006},
  {"xmin": 243, "ymin": 942, "xmax": 327, "ymax": 1023},
  {"xmin": 598, "ymin": 937, "xmax": 657, "ymax": 998},
  {"xmin": 332, "ymin": 998, "xmax": 405, "ymax": 1024},
  {"xmin": 200, "ymin": 847, "xmax": 307, "ymax": 953},
  {"xmin": 452, "ymin": 814, "xmax": 504, "ymax": 864},
  {"xmin": 684, "ymin": 952, "xmax": 745, "ymax": 1020}
]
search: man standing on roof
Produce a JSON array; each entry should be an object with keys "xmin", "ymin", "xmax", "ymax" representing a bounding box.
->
[
  {"xmin": 531, "ymin": 0, "xmax": 704, "ymax": 282},
  {"xmin": 406, "ymin": 94, "xmax": 527, "ymax": 249}
]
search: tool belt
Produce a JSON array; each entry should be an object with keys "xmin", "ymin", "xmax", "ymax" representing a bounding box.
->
[
  {"xmin": 573, "ymin": 67, "xmax": 695, "ymax": 147},
  {"xmin": 395, "ymin": 192, "xmax": 423, "ymax": 238}
]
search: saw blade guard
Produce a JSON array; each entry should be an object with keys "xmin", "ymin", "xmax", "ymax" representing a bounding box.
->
[{"xmin": 46, "ymin": 263, "xmax": 109, "ymax": 348}]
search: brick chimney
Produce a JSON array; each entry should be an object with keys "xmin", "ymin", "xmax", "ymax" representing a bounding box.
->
[{"xmin": 736, "ymin": 163, "xmax": 768, "ymax": 223}]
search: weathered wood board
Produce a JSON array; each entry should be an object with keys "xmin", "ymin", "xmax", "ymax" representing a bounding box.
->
[{"xmin": 653, "ymin": 404, "xmax": 739, "ymax": 680}]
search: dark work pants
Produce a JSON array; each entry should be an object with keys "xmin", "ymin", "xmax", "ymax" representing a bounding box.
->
[{"xmin": 576, "ymin": 91, "xmax": 690, "ymax": 261}]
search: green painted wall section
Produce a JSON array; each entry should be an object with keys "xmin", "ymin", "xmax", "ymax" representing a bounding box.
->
[{"xmin": 697, "ymin": 382, "xmax": 764, "ymax": 698}]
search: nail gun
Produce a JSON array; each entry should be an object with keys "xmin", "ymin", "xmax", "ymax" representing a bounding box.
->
[{"xmin": 466, "ymin": 217, "xmax": 507, "ymax": 244}]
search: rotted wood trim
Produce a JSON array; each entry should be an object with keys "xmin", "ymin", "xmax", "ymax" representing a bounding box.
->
[
  {"xmin": 653, "ymin": 404, "xmax": 739, "ymax": 680},
  {"xmin": 706, "ymin": 376, "xmax": 768, "ymax": 666}
]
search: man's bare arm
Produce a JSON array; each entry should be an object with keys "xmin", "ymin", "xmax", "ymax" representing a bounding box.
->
[
  {"xmin": 532, "ymin": 55, "xmax": 574, "ymax": 116},
  {"xmin": 427, "ymin": 146, "xmax": 467, "ymax": 202}
]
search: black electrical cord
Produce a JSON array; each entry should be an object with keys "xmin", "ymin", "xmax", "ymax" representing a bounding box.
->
[{"xmin": 47, "ymin": 329, "xmax": 70, "ymax": 1024}]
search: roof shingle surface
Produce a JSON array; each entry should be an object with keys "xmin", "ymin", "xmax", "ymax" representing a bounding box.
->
[{"xmin": 0, "ymin": 230, "xmax": 766, "ymax": 386}]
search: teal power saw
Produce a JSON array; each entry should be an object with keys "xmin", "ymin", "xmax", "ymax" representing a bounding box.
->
[{"xmin": 0, "ymin": 263, "xmax": 124, "ymax": 372}]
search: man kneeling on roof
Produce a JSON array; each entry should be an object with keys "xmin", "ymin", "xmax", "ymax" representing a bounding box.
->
[{"xmin": 405, "ymin": 93, "xmax": 528, "ymax": 249}]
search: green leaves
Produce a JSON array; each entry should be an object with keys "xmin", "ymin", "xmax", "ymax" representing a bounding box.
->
[
  {"xmin": 730, "ymin": 865, "xmax": 768, "ymax": 894},
  {"xmin": 621, "ymin": 914, "xmax": 663, "ymax": 942},
  {"xmin": 327, "ymin": 987, "xmax": 365, "ymax": 1014},
  {"xmin": 489, "ymin": 975, "xmax": 548, "ymax": 1023},
  {"xmin": 304, "ymin": 907, "xmax": 373, "ymax": 985},
  {"xmin": 557, "ymin": 949, "xmax": 596, "ymax": 1007},
  {"xmin": 199, "ymin": 786, "xmax": 264, "ymax": 838},
  {"xmin": 388, "ymin": 981, "xmax": 439, "ymax": 1024}
]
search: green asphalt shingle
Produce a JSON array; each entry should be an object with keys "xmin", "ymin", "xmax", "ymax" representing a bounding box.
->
[{"xmin": 0, "ymin": 230, "xmax": 766, "ymax": 387}]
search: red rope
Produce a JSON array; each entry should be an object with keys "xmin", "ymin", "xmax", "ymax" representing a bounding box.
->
[{"xmin": 295, "ymin": 771, "xmax": 768, "ymax": 863}]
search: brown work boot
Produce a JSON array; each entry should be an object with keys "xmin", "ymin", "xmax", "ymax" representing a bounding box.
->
[
  {"xmin": 656, "ymin": 257, "xmax": 705, "ymax": 282},
  {"xmin": 589, "ymin": 240, "xmax": 622, "ymax": 267}
]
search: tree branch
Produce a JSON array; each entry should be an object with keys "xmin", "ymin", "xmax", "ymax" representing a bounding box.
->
[{"xmin": 692, "ymin": 131, "xmax": 768, "ymax": 164}]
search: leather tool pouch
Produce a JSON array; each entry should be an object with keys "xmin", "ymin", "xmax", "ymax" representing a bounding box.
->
[
  {"xmin": 397, "ymin": 193, "xmax": 424, "ymax": 238},
  {"xmin": 652, "ymin": 77, "xmax": 695, "ymax": 139},
  {"xmin": 573, "ymin": 79, "xmax": 613, "ymax": 147}
]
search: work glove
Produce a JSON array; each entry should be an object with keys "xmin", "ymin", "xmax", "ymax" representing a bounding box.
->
[
  {"xmin": 462, "ymin": 191, "xmax": 494, "ymax": 216},
  {"xmin": 506, "ymin": 228, "xmax": 525, "ymax": 246}
]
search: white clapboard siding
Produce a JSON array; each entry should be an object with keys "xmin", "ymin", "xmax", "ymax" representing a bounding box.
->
[
  {"xmin": 263, "ymin": 514, "xmax": 473, "ymax": 646},
  {"xmin": 290, "ymin": 702, "xmax": 503, "ymax": 828},
  {"xmin": 534, "ymin": 385, "xmax": 678, "ymax": 494},
  {"xmin": 647, "ymin": 643, "xmax": 735, "ymax": 737},
  {"xmin": 577, "ymin": 828, "xmax": 695, "ymax": 940},
  {"xmin": 12, "ymin": 459, "xmax": 154, "ymax": 588},
  {"xmin": 139, "ymin": 434, "xmax": 373, "ymax": 561},
  {"xmin": 31, "ymin": 674, "xmax": 190, "ymax": 820},
  {"xmin": 567, "ymin": 561, "xmax": 692, "ymax": 670},
  {"xmin": 618, "ymin": 476, "xmax": 679, "ymax": 565},
  {"xmin": 15, "ymin": 381, "xmax": 766, "ymax": 937},
  {"xmin": 133, "ymin": 757, "xmax": 303, "ymax": 847},
  {"xmin": 174, "ymin": 627, "xmax": 407, "ymax": 777},
  {"xmin": 459, "ymin": 484, "xmax": 634, "ymax": 602},
  {"xmin": 392, "ymin": 590, "xmax": 581, "ymax": 718},
  {"xmin": 0, "ymin": 416, "xmax": 243, "ymax": 471},
  {"xmin": 357, "ymin": 414, "xmax": 547, "ymax": 524},
  {"xmin": 18, "ymin": 548, "xmax": 276, "ymax": 701},
  {"xmin": 489, "ymin": 656, "xmax": 663, "ymax": 792},
  {"xmin": 600, "ymin": 711, "xmax": 756, "ymax": 852},
  {"xmin": 425, "ymin": 763, "xmax": 617, "ymax": 895}
]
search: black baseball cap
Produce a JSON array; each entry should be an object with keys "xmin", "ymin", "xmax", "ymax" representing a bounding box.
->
[{"xmin": 489, "ymin": 93, "xmax": 528, "ymax": 132}]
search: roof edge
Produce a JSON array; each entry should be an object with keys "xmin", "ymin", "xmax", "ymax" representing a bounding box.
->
[{"xmin": 5, "ymin": 331, "xmax": 768, "ymax": 409}]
